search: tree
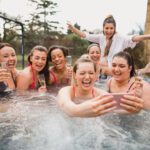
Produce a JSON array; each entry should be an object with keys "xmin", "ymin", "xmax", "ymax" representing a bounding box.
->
[{"xmin": 28, "ymin": 0, "xmax": 59, "ymax": 32}]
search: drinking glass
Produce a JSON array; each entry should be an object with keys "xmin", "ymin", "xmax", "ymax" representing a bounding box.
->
[
  {"xmin": 0, "ymin": 61, "xmax": 12, "ymax": 92},
  {"xmin": 66, "ymin": 55, "xmax": 72, "ymax": 67},
  {"xmin": 1, "ymin": 62, "xmax": 7, "ymax": 69},
  {"xmin": 38, "ymin": 74, "xmax": 46, "ymax": 86}
]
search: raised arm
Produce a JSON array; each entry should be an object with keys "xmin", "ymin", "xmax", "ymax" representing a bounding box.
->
[
  {"xmin": 67, "ymin": 22, "xmax": 86, "ymax": 38},
  {"xmin": 132, "ymin": 34, "xmax": 150, "ymax": 42}
]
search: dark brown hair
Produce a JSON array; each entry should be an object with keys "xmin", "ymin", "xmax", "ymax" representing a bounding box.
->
[
  {"xmin": 28, "ymin": 45, "xmax": 49, "ymax": 85},
  {"xmin": 113, "ymin": 51, "xmax": 136, "ymax": 77},
  {"xmin": 0, "ymin": 43, "xmax": 13, "ymax": 50},
  {"xmin": 48, "ymin": 45, "xmax": 69, "ymax": 62}
]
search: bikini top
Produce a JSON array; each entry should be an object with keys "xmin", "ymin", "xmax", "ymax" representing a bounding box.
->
[
  {"xmin": 0, "ymin": 82, "xmax": 7, "ymax": 92},
  {"xmin": 29, "ymin": 66, "xmax": 36, "ymax": 90},
  {"xmin": 49, "ymin": 69, "xmax": 70, "ymax": 85},
  {"xmin": 72, "ymin": 86, "xmax": 95, "ymax": 99},
  {"xmin": 49, "ymin": 70, "xmax": 58, "ymax": 85},
  {"xmin": 107, "ymin": 78, "xmax": 135, "ymax": 93}
]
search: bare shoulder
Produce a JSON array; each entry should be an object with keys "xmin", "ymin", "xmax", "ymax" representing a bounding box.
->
[
  {"xmin": 58, "ymin": 86, "xmax": 72, "ymax": 94},
  {"xmin": 17, "ymin": 67, "xmax": 31, "ymax": 80}
]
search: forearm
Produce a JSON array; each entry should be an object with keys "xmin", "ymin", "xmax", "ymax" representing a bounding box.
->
[
  {"xmin": 132, "ymin": 34, "xmax": 150, "ymax": 42},
  {"xmin": 58, "ymin": 99, "xmax": 80, "ymax": 117},
  {"xmin": 68, "ymin": 25, "xmax": 86, "ymax": 38}
]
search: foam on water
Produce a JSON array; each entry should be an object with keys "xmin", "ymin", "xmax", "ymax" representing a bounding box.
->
[{"xmin": 0, "ymin": 86, "xmax": 150, "ymax": 150}]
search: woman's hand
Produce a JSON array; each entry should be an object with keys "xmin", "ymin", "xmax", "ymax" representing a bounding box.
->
[
  {"xmin": 119, "ymin": 94, "xmax": 144, "ymax": 114},
  {"xmin": 38, "ymin": 85, "xmax": 47, "ymax": 93},
  {"xmin": 0, "ymin": 69, "xmax": 11, "ymax": 82},
  {"xmin": 66, "ymin": 66, "xmax": 73, "ymax": 84},
  {"xmin": 66, "ymin": 21, "xmax": 86, "ymax": 38},
  {"xmin": 75, "ymin": 95, "xmax": 116, "ymax": 117},
  {"xmin": 67, "ymin": 21, "xmax": 74, "ymax": 31},
  {"xmin": 130, "ymin": 77, "xmax": 143, "ymax": 98}
]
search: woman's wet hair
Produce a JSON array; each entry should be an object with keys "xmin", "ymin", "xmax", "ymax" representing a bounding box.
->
[
  {"xmin": 48, "ymin": 45, "xmax": 69, "ymax": 62},
  {"xmin": 113, "ymin": 51, "xmax": 136, "ymax": 77},
  {"xmin": 27, "ymin": 45, "xmax": 47, "ymax": 64},
  {"xmin": 73, "ymin": 57, "xmax": 97, "ymax": 74},
  {"xmin": 0, "ymin": 43, "xmax": 13, "ymax": 50},
  {"xmin": 87, "ymin": 43, "xmax": 100, "ymax": 53},
  {"xmin": 27, "ymin": 45, "xmax": 49, "ymax": 85}
]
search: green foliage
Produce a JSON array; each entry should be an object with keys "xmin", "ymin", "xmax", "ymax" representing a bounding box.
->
[
  {"xmin": 125, "ymin": 41, "xmax": 146, "ymax": 69},
  {"xmin": 63, "ymin": 33, "xmax": 89, "ymax": 57},
  {"xmin": 27, "ymin": 0, "xmax": 58, "ymax": 32}
]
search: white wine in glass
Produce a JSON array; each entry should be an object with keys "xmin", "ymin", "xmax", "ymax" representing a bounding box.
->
[
  {"xmin": 66, "ymin": 55, "xmax": 72, "ymax": 67},
  {"xmin": 38, "ymin": 74, "xmax": 46, "ymax": 86}
]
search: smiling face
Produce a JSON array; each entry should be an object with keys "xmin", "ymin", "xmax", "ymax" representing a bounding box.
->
[
  {"xmin": 0, "ymin": 46, "xmax": 17, "ymax": 71},
  {"xmin": 51, "ymin": 48, "xmax": 66, "ymax": 70},
  {"xmin": 103, "ymin": 23, "xmax": 115, "ymax": 39},
  {"xmin": 88, "ymin": 45, "xmax": 101, "ymax": 64},
  {"xmin": 111, "ymin": 56, "xmax": 131, "ymax": 82},
  {"xmin": 30, "ymin": 50, "xmax": 47, "ymax": 72},
  {"xmin": 74, "ymin": 62, "xmax": 96, "ymax": 91}
]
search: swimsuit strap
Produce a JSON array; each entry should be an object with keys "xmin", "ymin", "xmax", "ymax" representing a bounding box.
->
[
  {"xmin": 126, "ymin": 80, "xmax": 135, "ymax": 93},
  {"xmin": 108, "ymin": 78, "xmax": 135, "ymax": 93},
  {"xmin": 107, "ymin": 78, "xmax": 112, "ymax": 93},
  {"xmin": 29, "ymin": 65, "xmax": 36, "ymax": 89},
  {"xmin": 49, "ymin": 70, "xmax": 58, "ymax": 84}
]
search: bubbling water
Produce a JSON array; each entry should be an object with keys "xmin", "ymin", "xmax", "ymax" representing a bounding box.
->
[{"xmin": 0, "ymin": 89, "xmax": 150, "ymax": 150}]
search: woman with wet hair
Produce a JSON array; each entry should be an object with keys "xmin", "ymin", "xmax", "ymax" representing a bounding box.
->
[
  {"xmin": 67, "ymin": 15, "xmax": 150, "ymax": 67},
  {"xmin": 57, "ymin": 57, "xmax": 116, "ymax": 117},
  {"xmin": 107, "ymin": 51, "xmax": 150, "ymax": 112},
  {"xmin": 47, "ymin": 45, "xmax": 72, "ymax": 86},
  {"xmin": 17, "ymin": 45, "xmax": 49, "ymax": 92},
  {"xmin": 0, "ymin": 42, "xmax": 18, "ymax": 92}
]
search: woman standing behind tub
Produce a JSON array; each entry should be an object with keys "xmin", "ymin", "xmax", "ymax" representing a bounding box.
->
[
  {"xmin": 67, "ymin": 15, "xmax": 150, "ymax": 67},
  {"xmin": 17, "ymin": 45, "xmax": 49, "ymax": 93}
]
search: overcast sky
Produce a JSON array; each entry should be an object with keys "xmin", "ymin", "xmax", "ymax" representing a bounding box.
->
[{"xmin": 0, "ymin": 0, "xmax": 148, "ymax": 35}]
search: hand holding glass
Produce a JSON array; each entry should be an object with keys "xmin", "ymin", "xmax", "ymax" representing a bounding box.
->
[
  {"xmin": 66, "ymin": 55, "xmax": 72, "ymax": 67},
  {"xmin": 38, "ymin": 74, "xmax": 46, "ymax": 86}
]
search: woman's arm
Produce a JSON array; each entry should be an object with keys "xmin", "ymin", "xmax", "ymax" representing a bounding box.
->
[
  {"xmin": 57, "ymin": 87, "xmax": 116, "ymax": 117},
  {"xmin": 67, "ymin": 22, "xmax": 86, "ymax": 38},
  {"xmin": 132, "ymin": 34, "xmax": 150, "ymax": 42},
  {"xmin": 142, "ymin": 81, "xmax": 150, "ymax": 109}
]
